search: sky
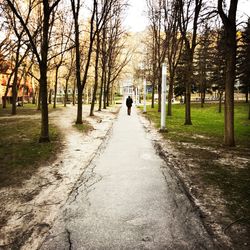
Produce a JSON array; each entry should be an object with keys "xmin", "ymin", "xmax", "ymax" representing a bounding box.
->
[
  {"xmin": 124, "ymin": 0, "xmax": 250, "ymax": 32},
  {"xmin": 124, "ymin": 0, "xmax": 148, "ymax": 32}
]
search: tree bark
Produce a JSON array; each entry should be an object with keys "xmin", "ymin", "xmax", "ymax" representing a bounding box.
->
[
  {"xmin": 224, "ymin": 40, "xmax": 236, "ymax": 146},
  {"xmin": 218, "ymin": 90, "xmax": 223, "ymax": 113},
  {"xmin": 11, "ymin": 40, "xmax": 21, "ymax": 115},
  {"xmin": 73, "ymin": 80, "xmax": 76, "ymax": 106},
  {"xmin": 76, "ymin": 86, "xmax": 83, "ymax": 124},
  {"xmin": 72, "ymin": 0, "xmax": 83, "ymax": 124},
  {"xmin": 64, "ymin": 79, "xmax": 69, "ymax": 107},
  {"xmin": 90, "ymin": 28, "xmax": 100, "ymax": 116},
  {"xmin": 185, "ymin": 60, "xmax": 192, "ymax": 125},
  {"xmin": 39, "ymin": 67, "xmax": 49, "ymax": 142},
  {"xmin": 49, "ymin": 89, "xmax": 52, "ymax": 104},
  {"xmin": 218, "ymin": 0, "xmax": 237, "ymax": 146},
  {"xmin": 53, "ymin": 65, "xmax": 60, "ymax": 108},
  {"xmin": 39, "ymin": 1, "xmax": 50, "ymax": 142},
  {"xmin": 201, "ymin": 88, "xmax": 205, "ymax": 108},
  {"xmin": 99, "ymin": 66, "xmax": 104, "ymax": 111},
  {"xmin": 157, "ymin": 67, "xmax": 161, "ymax": 112}
]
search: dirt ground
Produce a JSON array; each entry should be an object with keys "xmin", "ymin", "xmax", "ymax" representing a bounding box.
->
[
  {"xmin": 0, "ymin": 105, "xmax": 249, "ymax": 249},
  {"xmin": 0, "ymin": 105, "xmax": 120, "ymax": 250}
]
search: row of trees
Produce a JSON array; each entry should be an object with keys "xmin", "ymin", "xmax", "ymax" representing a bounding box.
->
[
  {"xmin": 0, "ymin": 0, "xmax": 129, "ymax": 142},
  {"xmin": 139, "ymin": 0, "xmax": 249, "ymax": 146}
]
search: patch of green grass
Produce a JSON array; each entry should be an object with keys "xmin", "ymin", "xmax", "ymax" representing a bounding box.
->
[
  {"xmin": 74, "ymin": 121, "xmax": 93, "ymax": 134},
  {"xmin": 140, "ymin": 102, "xmax": 250, "ymax": 147},
  {"xmin": 0, "ymin": 103, "xmax": 40, "ymax": 117},
  {"xmin": 0, "ymin": 103, "xmax": 63, "ymax": 117},
  {"xmin": 0, "ymin": 117, "xmax": 62, "ymax": 188}
]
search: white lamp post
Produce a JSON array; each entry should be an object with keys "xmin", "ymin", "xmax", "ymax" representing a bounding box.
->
[
  {"xmin": 135, "ymin": 87, "xmax": 138, "ymax": 106},
  {"xmin": 143, "ymin": 79, "xmax": 147, "ymax": 113},
  {"xmin": 160, "ymin": 63, "xmax": 167, "ymax": 131}
]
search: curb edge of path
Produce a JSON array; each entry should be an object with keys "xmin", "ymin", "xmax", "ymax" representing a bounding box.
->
[
  {"xmin": 136, "ymin": 109, "xmax": 224, "ymax": 250},
  {"xmin": 65, "ymin": 106, "xmax": 122, "ymax": 203}
]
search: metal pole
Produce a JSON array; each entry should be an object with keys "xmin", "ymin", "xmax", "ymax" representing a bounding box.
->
[
  {"xmin": 143, "ymin": 79, "xmax": 147, "ymax": 113},
  {"xmin": 135, "ymin": 87, "xmax": 138, "ymax": 106},
  {"xmin": 161, "ymin": 63, "xmax": 167, "ymax": 131}
]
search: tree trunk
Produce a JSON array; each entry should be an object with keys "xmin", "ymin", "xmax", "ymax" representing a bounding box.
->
[
  {"xmin": 39, "ymin": 2, "xmax": 50, "ymax": 143},
  {"xmin": 106, "ymin": 67, "xmax": 112, "ymax": 107},
  {"xmin": 167, "ymin": 75, "xmax": 174, "ymax": 116},
  {"xmin": 185, "ymin": 83, "xmax": 192, "ymax": 125},
  {"xmin": 73, "ymin": 80, "xmax": 76, "ymax": 106},
  {"xmin": 218, "ymin": 91, "xmax": 223, "ymax": 113},
  {"xmin": 21, "ymin": 68, "xmax": 27, "ymax": 107},
  {"xmin": 201, "ymin": 88, "xmax": 205, "ymax": 108},
  {"xmin": 2, "ymin": 96, "xmax": 7, "ymax": 109},
  {"xmin": 110, "ymin": 81, "xmax": 114, "ymax": 105},
  {"xmin": 12, "ymin": 46, "xmax": 21, "ymax": 115},
  {"xmin": 32, "ymin": 87, "xmax": 36, "ymax": 104},
  {"xmin": 224, "ymin": 42, "xmax": 235, "ymax": 146},
  {"xmin": 3, "ymin": 76, "xmax": 12, "ymax": 109},
  {"xmin": 90, "ymin": 30, "xmax": 100, "ymax": 116},
  {"xmin": 39, "ymin": 66, "xmax": 49, "ymax": 142},
  {"xmin": 157, "ymin": 68, "xmax": 161, "ymax": 112},
  {"xmin": 98, "ymin": 70, "xmax": 104, "ymax": 111},
  {"xmin": 184, "ymin": 60, "xmax": 192, "ymax": 125},
  {"xmin": 64, "ymin": 79, "xmax": 69, "ymax": 107},
  {"xmin": 53, "ymin": 65, "xmax": 59, "ymax": 108},
  {"xmin": 103, "ymin": 69, "xmax": 107, "ymax": 109},
  {"xmin": 218, "ymin": 0, "xmax": 237, "ymax": 147},
  {"xmin": 76, "ymin": 87, "xmax": 83, "ymax": 124},
  {"xmin": 72, "ymin": 0, "xmax": 82, "ymax": 123},
  {"xmin": 151, "ymin": 40, "xmax": 156, "ymax": 109}
]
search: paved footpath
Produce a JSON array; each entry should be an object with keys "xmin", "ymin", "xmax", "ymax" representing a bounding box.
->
[{"xmin": 40, "ymin": 105, "xmax": 215, "ymax": 250}]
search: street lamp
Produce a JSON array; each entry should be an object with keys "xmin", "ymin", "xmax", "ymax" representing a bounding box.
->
[
  {"xmin": 160, "ymin": 63, "xmax": 167, "ymax": 132},
  {"xmin": 143, "ymin": 78, "xmax": 147, "ymax": 113}
]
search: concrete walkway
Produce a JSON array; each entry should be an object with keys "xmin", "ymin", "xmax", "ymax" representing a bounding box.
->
[{"xmin": 41, "ymin": 105, "xmax": 214, "ymax": 250}]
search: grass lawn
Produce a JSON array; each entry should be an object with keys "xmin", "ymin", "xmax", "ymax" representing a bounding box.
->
[
  {"xmin": 0, "ymin": 104, "xmax": 62, "ymax": 188},
  {"xmin": 74, "ymin": 121, "xmax": 93, "ymax": 133},
  {"xmin": 140, "ymin": 102, "xmax": 250, "ymax": 148},
  {"xmin": 139, "ymin": 102, "xmax": 250, "ymax": 243}
]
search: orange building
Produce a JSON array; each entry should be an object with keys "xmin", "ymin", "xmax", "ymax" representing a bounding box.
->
[{"xmin": 0, "ymin": 60, "xmax": 33, "ymax": 105}]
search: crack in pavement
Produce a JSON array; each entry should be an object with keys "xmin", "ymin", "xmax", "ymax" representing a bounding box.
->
[
  {"xmin": 66, "ymin": 127, "xmax": 114, "ymax": 206},
  {"xmin": 66, "ymin": 229, "xmax": 73, "ymax": 250}
]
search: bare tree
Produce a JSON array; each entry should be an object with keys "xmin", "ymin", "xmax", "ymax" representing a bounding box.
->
[
  {"xmin": 177, "ymin": 0, "xmax": 203, "ymax": 125},
  {"xmin": 90, "ymin": 2, "xmax": 101, "ymax": 116},
  {"xmin": 163, "ymin": 0, "xmax": 183, "ymax": 116},
  {"xmin": 146, "ymin": 0, "xmax": 168, "ymax": 111},
  {"xmin": 217, "ymin": 0, "xmax": 238, "ymax": 146},
  {"xmin": 4, "ymin": 8, "xmax": 30, "ymax": 115},
  {"xmin": 71, "ymin": 0, "xmax": 113, "ymax": 123},
  {"xmin": 104, "ymin": 3, "xmax": 129, "ymax": 108},
  {"xmin": 7, "ymin": 0, "xmax": 62, "ymax": 142},
  {"xmin": 49, "ymin": 11, "xmax": 73, "ymax": 109},
  {"xmin": 63, "ymin": 49, "xmax": 75, "ymax": 107}
]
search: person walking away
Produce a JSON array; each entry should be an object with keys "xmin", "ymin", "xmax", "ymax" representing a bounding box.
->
[{"xmin": 126, "ymin": 96, "xmax": 133, "ymax": 115}]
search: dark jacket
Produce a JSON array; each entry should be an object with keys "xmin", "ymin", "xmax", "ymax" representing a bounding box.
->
[{"xmin": 126, "ymin": 96, "xmax": 133, "ymax": 107}]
